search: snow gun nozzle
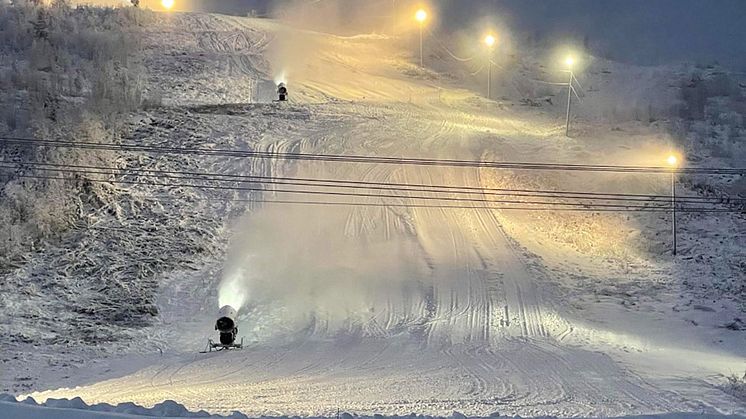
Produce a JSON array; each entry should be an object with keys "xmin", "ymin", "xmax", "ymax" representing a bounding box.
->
[{"xmin": 216, "ymin": 305, "xmax": 238, "ymax": 334}]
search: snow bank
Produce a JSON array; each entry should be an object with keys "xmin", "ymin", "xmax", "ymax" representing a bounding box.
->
[
  {"xmin": 2, "ymin": 394, "xmax": 744, "ymax": 419},
  {"xmin": 0, "ymin": 394, "xmax": 249, "ymax": 418}
]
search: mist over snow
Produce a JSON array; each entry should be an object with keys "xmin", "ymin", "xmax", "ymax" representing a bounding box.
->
[
  {"xmin": 182, "ymin": 0, "xmax": 746, "ymax": 70},
  {"xmin": 219, "ymin": 203, "xmax": 430, "ymax": 335},
  {"xmin": 72, "ymin": 0, "xmax": 746, "ymax": 69}
]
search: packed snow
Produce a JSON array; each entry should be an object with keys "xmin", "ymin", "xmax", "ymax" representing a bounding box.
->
[{"xmin": 1, "ymin": 2, "xmax": 745, "ymax": 419}]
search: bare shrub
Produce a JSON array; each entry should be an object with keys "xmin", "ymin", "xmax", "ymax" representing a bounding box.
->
[{"xmin": 725, "ymin": 372, "xmax": 746, "ymax": 401}]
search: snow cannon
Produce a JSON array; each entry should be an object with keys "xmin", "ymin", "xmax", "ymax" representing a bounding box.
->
[
  {"xmin": 202, "ymin": 305, "xmax": 244, "ymax": 353},
  {"xmin": 277, "ymin": 83, "xmax": 288, "ymax": 101},
  {"xmin": 215, "ymin": 305, "xmax": 238, "ymax": 345}
]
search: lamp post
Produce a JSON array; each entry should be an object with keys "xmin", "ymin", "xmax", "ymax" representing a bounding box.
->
[
  {"xmin": 667, "ymin": 154, "xmax": 678, "ymax": 256},
  {"xmin": 564, "ymin": 56, "xmax": 574, "ymax": 136},
  {"xmin": 415, "ymin": 9, "xmax": 427, "ymax": 67},
  {"xmin": 391, "ymin": 0, "xmax": 396, "ymax": 36},
  {"xmin": 484, "ymin": 34, "xmax": 496, "ymax": 99}
]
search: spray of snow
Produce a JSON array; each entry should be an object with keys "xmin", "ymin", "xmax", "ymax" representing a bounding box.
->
[
  {"xmin": 218, "ymin": 266, "xmax": 249, "ymax": 311},
  {"xmin": 266, "ymin": 1, "xmax": 388, "ymax": 93},
  {"xmin": 217, "ymin": 201, "xmax": 429, "ymax": 336}
]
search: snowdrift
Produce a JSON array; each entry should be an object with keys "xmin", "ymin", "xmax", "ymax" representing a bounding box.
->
[
  {"xmin": 0, "ymin": 393, "xmax": 249, "ymax": 418},
  {"xmin": 2, "ymin": 394, "xmax": 745, "ymax": 419}
]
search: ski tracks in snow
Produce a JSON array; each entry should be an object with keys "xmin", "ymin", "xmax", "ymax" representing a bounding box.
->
[{"xmin": 28, "ymin": 14, "xmax": 746, "ymax": 418}]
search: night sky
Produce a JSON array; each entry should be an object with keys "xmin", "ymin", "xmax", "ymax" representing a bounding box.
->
[{"xmin": 178, "ymin": 0, "xmax": 746, "ymax": 69}]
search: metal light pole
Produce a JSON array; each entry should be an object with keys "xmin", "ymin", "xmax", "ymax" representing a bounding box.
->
[
  {"xmin": 391, "ymin": 0, "xmax": 395, "ymax": 36},
  {"xmin": 672, "ymin": 171, "xmax": 677, "ymax": 256},
  {"xmin": 488, "ymin": 55, "xmax": 492, "ymax": 99},
  {"xmin": 415, "ymin": 9, "xmax": 427, "ymax": 67},
  {"xmin": 667, "ymin": 155, "xmax": 679, "ymax": 256},
  {"xmin": 565, "ymin": 56, "xmax": 574, "ymax": 136},
  {"xmin": 484, "ymin": 34, "xmax": 496, "ymax": 99},
  {"xmin": 420, "ymin": 23, "xmax": 423, "ymax": 67}
]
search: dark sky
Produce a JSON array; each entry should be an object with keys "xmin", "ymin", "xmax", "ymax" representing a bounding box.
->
[{"xmin": 189, "ymin": 0, "xmax": 746, "ymax": 69}]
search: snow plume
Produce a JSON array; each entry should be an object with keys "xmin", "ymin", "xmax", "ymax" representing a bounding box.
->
[
  {"xmin": 218, "ymin": 203, "xmax": 429, "ymax": 336},
  {"xmin": 266, "ymin": 0, "xmax": 398, "ymax": 92},
  {"xmin": 273, "ymin": 71, "xmax": 286, "ymax": 86},
  {"xmin": 65, "ymin": 0, "xmax": 132, "ymax": 6},
  {"xmin": 271, "ymin": 0, "xmax": 394, "ymax": 35},
  {"xmin": 218, "ymin": 266, "xmax": 249, "ymax": 311}
]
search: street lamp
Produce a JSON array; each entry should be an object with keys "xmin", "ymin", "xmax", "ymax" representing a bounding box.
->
[
  {"xmin": 484, "ymin": 34, "xmax": 496, "ymax": 47},
  {"xmin": 484, "ymin": 34, "xmax": 497, "ymax": 99},
  {"xmin": 564, "ymin": 55, "xmax": 575, "ymax": 136},
  {"xmin": 415, "ymin": 9, "xmax": 427, "ymax": 67},
  {"xmin": 667, "ymin": 154, "xmax": 679, "ymax": 256}
]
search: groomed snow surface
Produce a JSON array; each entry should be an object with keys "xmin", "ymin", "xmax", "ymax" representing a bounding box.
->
[{"xmin": 3, "ymin": 8, "xmax": 746, "ymax": 419}]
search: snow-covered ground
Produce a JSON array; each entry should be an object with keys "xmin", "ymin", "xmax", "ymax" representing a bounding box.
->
[
  {"xmin": 4, "ymin": 394, "xmax": 743, "ymax": 419},
  {"xmin": 0, "ymin": 393, "xmax": 251, "ymax": 418},
  {"xmin": 2, "ymin": 8, "xmax": 745, "ymax": 419}
]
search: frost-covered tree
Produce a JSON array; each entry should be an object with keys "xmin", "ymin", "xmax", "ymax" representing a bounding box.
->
[{"xmin": 0, "ymin": 1, "xmax": 147, "ymax": 269}]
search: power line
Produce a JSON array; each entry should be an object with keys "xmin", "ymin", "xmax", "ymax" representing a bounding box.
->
[
  {"xmin": 427, "ymin": 28, "xmax": 475, "ymax": 62},
  {"xmin": 9, "ymin": 173, "xmax": 671, "ymax": 209},
  {"xmin": 146, "ymin": 197, "xmax": 740, "ymax": 214},
  {"xmin": 3, "ymin": 160, "xmax": 743, "ymax": 206},
  {"xmin": 2, "ymin": 136, "xmax": 745, "ymax": 175},
  {"xmin": 8, "ymin": 172, "xmax": 741, "ymax": 213}
]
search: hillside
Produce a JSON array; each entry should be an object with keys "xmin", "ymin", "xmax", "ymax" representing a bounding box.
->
[{"xmin": 1, "ymin": 4, "xmax": 744, "ymax": 418}]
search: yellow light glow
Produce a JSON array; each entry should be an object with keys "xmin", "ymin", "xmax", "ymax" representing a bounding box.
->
[
  {"xmin": 415, "ymin": 9, "xmax": 427, "ymax": 23},
  {"xmin": 161, "ymin": 0, "xmax": 174, "ymax": 10},
  {"xmin": 484, "ymin": 34, "xmax": 496, "ymax": 47},
  {"xmin": 565, "ymin": 56, "xmax": 575, "ymax": 68},
  {"xmin": 667, "ymin": 155, "xmax": 678, "ymax": 167}
]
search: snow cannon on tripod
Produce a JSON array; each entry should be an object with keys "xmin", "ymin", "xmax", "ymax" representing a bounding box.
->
[
  {"xmin": 277, "ymin": 82, "xmax": 288, "ymax": 101},
  {"xmin": 202, "ymin": 305, "xmax": 244, "ymax": 353}
]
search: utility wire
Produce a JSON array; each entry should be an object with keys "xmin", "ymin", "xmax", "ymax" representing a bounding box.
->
[
  {"xmin": 135, "ymin": 197, "xmax": 739, "ymax": 214},
  {"xmin": 2, "ymin": 136, "xmax": 745, "ymax": 175},
  {"xmin": 427, "ymin": 28, "xmax": 475, "ymax": 62},
  {"xmin": 570, "ymin": 84, "xmax": 582, "ymax": 102},
  {"xmin": 10, "ymin": 172, "xmax": 676, "ymax": 209},
  {"xmin": 9, "ymin": 172, "xmax": 741, "ymax": 213},
  {"xmin": 469, "ymin": 63, "xmax": 486, "ymax": 77},
  {"xmin": 571, "ymin": 73, "xmax": 584, "ymax": 92},
  {"xmin": 3, "ymin": 161, "xmax": 743, "ymax": 205},
  {"xmin": 518, "ymin": 78, "xmax": 568, "ymax": 87}
]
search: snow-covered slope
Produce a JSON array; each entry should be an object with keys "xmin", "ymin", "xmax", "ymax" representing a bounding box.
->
[{"xmin": 3, "ymin": 8, "xmax": 745, "ymax": 419}]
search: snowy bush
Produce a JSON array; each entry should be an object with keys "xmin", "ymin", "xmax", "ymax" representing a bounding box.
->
[
  {"xmin": 681, "ymin": 70, "xmax": 742, "ymax": 120},
  {"xmin": 0, "ymin": 1, "xmax": 148, "ymax": 270},
  {"xmin": 725, "ymin": 371, "xmax": 746, "ymax": 401},
  {"xmin": 674, "ymin": 70, "xmax": 746, "ymax": 185}
]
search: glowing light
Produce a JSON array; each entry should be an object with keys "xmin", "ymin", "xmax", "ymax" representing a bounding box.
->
[
  {"xmin": 415, "ymin": 9, "xmax": 427, "ymax": 23},
  {"xmin": 484, "ymin": 34, "xmax": 496, "ymax": 48},
  {"xmin": 161, "ymin": 0, "xmax": 174, "ymax": 10},
  {"xmin": 565, "ymin": 56, "xmax": 575, "ymax": 68},
  {"xmin": 667, "ymin": 155, "xmax": 678, "ymax": 167}
]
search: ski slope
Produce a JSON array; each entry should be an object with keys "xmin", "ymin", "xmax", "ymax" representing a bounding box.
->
[{"xmin": 24, "ymin": 11, "xmax": 746, "ymax": 418}]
